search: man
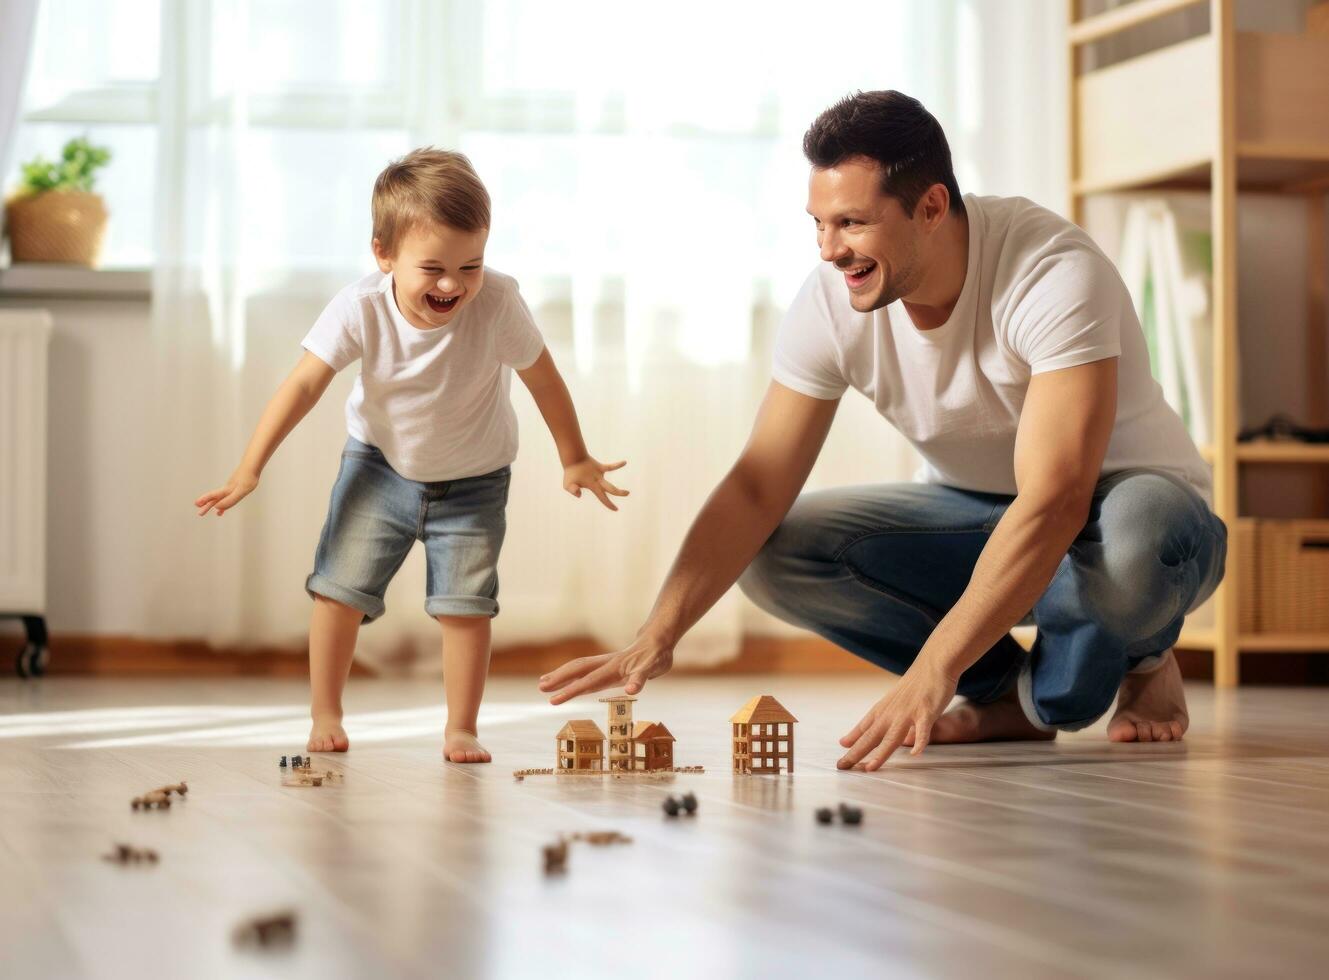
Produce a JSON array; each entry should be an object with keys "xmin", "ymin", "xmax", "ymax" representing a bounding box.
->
[{"xmin": 540, "ymin": 90, "xmax": 1226, "ymax": 770}]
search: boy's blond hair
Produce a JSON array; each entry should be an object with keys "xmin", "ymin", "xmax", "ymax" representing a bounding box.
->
[{"xmin": 372, "ymin": 147, "xmax": 491, "ymax": 255}]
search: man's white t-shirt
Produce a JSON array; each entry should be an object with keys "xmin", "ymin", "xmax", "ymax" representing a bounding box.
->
[
  {"xmin": 301, "ymin": 268, "xmax": 545, "ymax": 482},
  {"xmin": 773, "ymin": 193, "xmax": 1212, "ymax": 502}
]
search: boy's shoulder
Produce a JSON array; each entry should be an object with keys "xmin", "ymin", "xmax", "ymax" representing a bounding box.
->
[{"xmin": 462, "ymin": 266, "xmax": 522, "ymax": 320}]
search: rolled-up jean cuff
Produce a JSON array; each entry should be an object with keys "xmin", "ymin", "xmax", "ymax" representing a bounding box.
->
[
  {"xmin": 306, "ymin": 574, "xmax": 384, "ymax": 623},
  {"xmin": 425, "ymin": 595, "xmax": 499, "ymax": 618},
  {"xmin": 1016, "ymin": 658, "xmax": 1107, "ymax": 733},
  {"xmin": 1127, "ymin": 648, "xmax": 1172, "ymax": 674}
]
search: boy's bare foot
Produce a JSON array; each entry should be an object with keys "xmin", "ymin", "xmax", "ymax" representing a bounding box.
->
[
  {"xmin": 905, "ymin": 684, "xmax": 1057, "ymax": 746},
  {"xmin": 307, "ymin": 717, "xmax": 350, "ymax": 753},
  {"xmin": 1108, "ymin": 650, "xmax": 1188, "ymax": 743},
  {"xmin": 444, "ymin": 729, "xmax": 491, "ymax": 764}
]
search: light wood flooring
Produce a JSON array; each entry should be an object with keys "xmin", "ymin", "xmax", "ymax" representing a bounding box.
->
[{"xmin": 2, "ymin": 675, "xmax": 1328, "ymax": 979}]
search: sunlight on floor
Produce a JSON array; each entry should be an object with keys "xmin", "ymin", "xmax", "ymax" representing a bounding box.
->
[{"xmin": 1, "ymin": 701, "xmax": 567, "ymax": 749}]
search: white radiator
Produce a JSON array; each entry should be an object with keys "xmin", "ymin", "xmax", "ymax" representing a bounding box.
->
[{"xmin": 0, "ymin": 309, "xmax": 51, "ymax": 621}]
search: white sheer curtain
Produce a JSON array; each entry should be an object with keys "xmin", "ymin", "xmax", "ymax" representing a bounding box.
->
[
  {"xmin": 144, "ymin": 0, "xmax": 1066, "ymax": 672},
  {"xmin": 0, "ymin": 0, "xmax": 40, "ymax": 239}
]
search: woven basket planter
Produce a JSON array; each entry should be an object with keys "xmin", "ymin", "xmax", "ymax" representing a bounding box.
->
[{"xmin": 4, "ymin": 190, "xmax": 108, "ymax": 266}]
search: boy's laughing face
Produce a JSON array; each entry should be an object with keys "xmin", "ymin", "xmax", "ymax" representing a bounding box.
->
[{"xmin": 374, "ymin": 223, "xmax": 488, "ymax": 330}]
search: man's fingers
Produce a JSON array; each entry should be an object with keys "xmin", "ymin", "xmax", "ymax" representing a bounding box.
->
[
  {"xmin": 538, "ymin": 654, "xmax": 610, "ymax": 692},
  {"xmin": 839, "ymin": 702, "xmax": 883, "ymax": 748},
  {"xmin": 837, "ymin": 719, "xmax": 889, "ymax": 770},
  {"xmin": 861, "ymin": 723, "xmax": 910, "ymax": 771},
  {"xmin": 547, "ymin": 662, "xmax": 621, "ymax": 705},
  {"xmin": 910, "ymin": 716, "xmax": 933, "ymax": 756},
  {"xmin": 623, "ymin": 670, "xmax": 649, "ymax": 695}
]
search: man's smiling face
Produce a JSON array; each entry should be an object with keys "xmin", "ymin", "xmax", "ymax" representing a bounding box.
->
[
  {"xmin": 374, "ymin": 222, "xmax": 488, "ymax": 330},
  {"xmin": 807, "ymin": 156, "xmax": 925, "ymax": 313}
]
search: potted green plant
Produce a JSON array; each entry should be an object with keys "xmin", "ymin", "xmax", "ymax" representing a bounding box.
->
[{"xmin": 4, "ymin": 137, "xmax": 113, "ymax": 267}]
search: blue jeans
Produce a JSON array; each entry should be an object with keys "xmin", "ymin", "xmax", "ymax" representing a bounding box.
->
[
  {"xmin": 739, "ymin": 470, "xmax": 1227, "ymax": 731},
  {"xmin": 306, "ymin": 438, "xmax": 511, "ymax": 623}
]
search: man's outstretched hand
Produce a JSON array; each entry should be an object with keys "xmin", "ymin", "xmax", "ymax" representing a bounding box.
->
[
  {"xmin": 538, "ymin": 635, "xmax": 673, "ymax": 705},
  {"xmin": 837, "ymin": 658, "xmax": 959, "ymax": 770}
]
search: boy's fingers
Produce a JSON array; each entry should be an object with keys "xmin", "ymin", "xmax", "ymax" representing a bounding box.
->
[
  {"xmin": 590, "ymin": 487, "xmax": 617, "ymax": 511},
  {"xmin": 602, "ymin": 460, "xmax": 627, "ymax": 471},
  {"xmin": 599, "ymin": 480, "xmax": 628, "ymax": 496}
]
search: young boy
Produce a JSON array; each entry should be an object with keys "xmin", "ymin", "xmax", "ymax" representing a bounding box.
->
[{"xmin": 194, "ymin": 148, "xmax": 626, "ymax": 763}]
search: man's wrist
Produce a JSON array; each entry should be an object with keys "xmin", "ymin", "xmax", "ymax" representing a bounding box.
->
[{"xmin": 636, "ymin": 619, "xmax": 679, "ymax": 650}]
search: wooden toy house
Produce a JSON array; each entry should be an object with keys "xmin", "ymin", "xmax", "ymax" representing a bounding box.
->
[
  {"xmin": 556, "ymin": 720, "xmax": 605, "ymax": 770},
  {"xmin": 730, "ymin": 695, "xmax": 796, "ymax": 774},
  {"xmin": 631, "ymin": 721, "xmax": 676, "ymax": 771}
]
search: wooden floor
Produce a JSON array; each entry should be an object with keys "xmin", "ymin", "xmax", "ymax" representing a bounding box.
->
[{"xmin": 2, "ymin": 675, "xmax": 1328, "ymax": 980}]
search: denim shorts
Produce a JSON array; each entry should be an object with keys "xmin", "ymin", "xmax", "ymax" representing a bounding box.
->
[{"xmin": 306, "ymin": 437, "xmax": 510, "ymax": 622}]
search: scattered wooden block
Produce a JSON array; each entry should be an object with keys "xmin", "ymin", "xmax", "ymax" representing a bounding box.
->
[{"xmin": 233, "ymin": 910, "xmax": 297, "ymax": 948}]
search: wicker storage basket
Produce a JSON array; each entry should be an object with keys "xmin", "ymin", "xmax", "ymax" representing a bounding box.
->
[
  {"xmin": 4, "ymin": 190, "xmax": 108, "ymax": 266},
  {"xmin": 1237, "ymin": 518, "xmax": 1329, "ymax": 633}
]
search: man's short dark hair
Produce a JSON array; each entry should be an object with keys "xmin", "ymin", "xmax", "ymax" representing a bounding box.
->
[{"xmin": 803, "ymin": 90, "xmax": 965, "ymax": 218}]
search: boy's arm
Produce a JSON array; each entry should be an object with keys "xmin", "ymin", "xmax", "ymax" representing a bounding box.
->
[
  {"xmin": 195, "ymin": 352, "xmax": 336, "ymax": 516},
  {"xmin": 516, "ymin": 346, "xmax": 628, "ymax": 511}
]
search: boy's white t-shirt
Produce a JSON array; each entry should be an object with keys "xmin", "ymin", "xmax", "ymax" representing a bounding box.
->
[
  {"xmin": 773, "ymin": 193, "xmax": 1212, "ymax": 501},
  {"xmin": 301, "ymin": 268, "xmax": 545, "ymax": 482}
]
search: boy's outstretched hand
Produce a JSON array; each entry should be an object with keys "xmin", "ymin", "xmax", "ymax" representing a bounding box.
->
[
  {"xmin": 194, "ymin": 469, "xmax": 259, "ymax": 516},
  {"xmin": 564, "ymin": 457, "xmax": 628, "ymax": 511}
]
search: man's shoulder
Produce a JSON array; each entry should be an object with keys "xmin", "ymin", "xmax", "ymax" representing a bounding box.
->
[
  {"xmin": 973, "ymin": 194, "xmax": 1120, "ymax": 308},
  {"xmin": 972, "ymin": 194, "xmax": 1106, "ymax": 268}
]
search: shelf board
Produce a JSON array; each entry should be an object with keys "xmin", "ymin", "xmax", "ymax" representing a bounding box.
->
[
  {"xmin": 1237, "ymin": 442, "xmax": 1329, "ymax": 464},
  {"xmin": 1014, "ymin": 627, "xmax": 1329, "ymax": 654},
  {"xmin": 1194, "ymin": 442, "xmax": 1329, "ymax": 465},
  {"xmin": 1072, "ymin": 148, "xmax": 1329, "ymax": 198},
  {"xmin": 1068, "ymin": 0, "xmax": 1205, "ymax": 47},
  {"xmin": 1238, "ymin": 633, "xmax": 1329, "ymax": 653}
]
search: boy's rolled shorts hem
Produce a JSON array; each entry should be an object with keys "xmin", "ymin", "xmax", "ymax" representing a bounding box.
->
[
  {"xmin": 426, "ymin": 595, "xmax": 499, "ymax": 619},
  {"xmin": 306, "ymin": 574, "xmax": 385, "ymax": 624}
]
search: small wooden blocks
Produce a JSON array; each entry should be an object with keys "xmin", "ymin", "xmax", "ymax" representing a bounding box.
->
[
  {"xmin": 130, "ymin": 782, "xmax": 187, "ymax": 810},
  {"xmin": 233, "ymin": 910, "xmax": 297, "ymax": 948},
  {"xmin": 103, "ymin": 843, "xmax": 159, "ymax": 865}
]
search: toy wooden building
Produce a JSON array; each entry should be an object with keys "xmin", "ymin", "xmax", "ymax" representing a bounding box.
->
[
  {"xmin": 599, "ymin": 695, "xmax": 637, "ymax": 771},
  {"xmin": 730, "ymin": 695, "xmax": 797, "ymax": 774},
  {"xmin": 556, "ymin": 720, "xmax": 605, "ymax": 770},
  {"xmin": 631, "ymin": 721, "xmax": 676, "ymax": 771}
]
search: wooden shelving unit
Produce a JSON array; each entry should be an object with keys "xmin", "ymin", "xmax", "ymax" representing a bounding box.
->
[{"xmin": 1068, "ymin": 0, "xmax": 1329, "ymax": 685}]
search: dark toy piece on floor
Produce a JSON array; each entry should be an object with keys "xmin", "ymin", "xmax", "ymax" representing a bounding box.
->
[
  {"xmin": 280, "ymin": 756, "xmax": 288, "ymax": 767},
  {"xmin": 680, "ymin": 791, "xmax": 698, "ymax": 814},
  {"xmin": 662, "ymin": 796, "xmax": 681, "ymax": 816},
  {"xmin": 838, "ymin": 803, "xmax": 863, "ymax": 825},
  {"xmin": 815, "ymin": 807, "xmax": 834, "ymax": 825}
]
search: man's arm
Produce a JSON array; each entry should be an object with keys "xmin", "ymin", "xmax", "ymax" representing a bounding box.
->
[
  {"xmin": 837, "ymin": 356, "xmax": 1119, "ymax": 769},
  {"xmin": 538, "ymin": 380, "xmax": 840, "ymax": 704}
]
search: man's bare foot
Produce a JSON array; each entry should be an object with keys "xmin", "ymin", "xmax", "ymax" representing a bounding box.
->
[
  {"xmin": 905, "ymin": 685, "xmax": 1056, "ymax": 746},
  {"xmin": 1108, "ymin": 650, "xmax": 1188, "ymax": 743},
  {"xmin": 444, "ymin": 729, "xmax": 492, "ymax": 764},
  {"xmin": 307, "ymin": 717, "xmax": 349, "ymax": 753}
]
